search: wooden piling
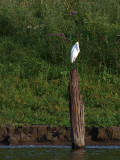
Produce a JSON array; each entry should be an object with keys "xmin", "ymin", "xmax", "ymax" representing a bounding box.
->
[
  {"xmin": 69, "ymin": 68, "xmax": 85, "ymax": 149},
  {"xmin": 116, "ymin": 35, "xmax": 120, "ymax": 42}
]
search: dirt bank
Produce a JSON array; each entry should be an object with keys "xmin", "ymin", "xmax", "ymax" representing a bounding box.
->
[{"xmin": 0, "ymin": 125, "xmax": 120, "ymax": 146}]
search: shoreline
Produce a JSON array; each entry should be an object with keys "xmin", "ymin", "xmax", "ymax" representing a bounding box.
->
[
  {"xmin": 0, "ymin": 125, "xmax": 120, "ymax": 146},
  {"xmin": 1, "ymin": 141, "xmax": 120, "ymax": 146}
]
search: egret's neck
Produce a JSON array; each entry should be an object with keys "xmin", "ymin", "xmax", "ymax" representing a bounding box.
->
[{"xmin": 77, "ymin": 43, "xmax": 80, "ymax": 52}]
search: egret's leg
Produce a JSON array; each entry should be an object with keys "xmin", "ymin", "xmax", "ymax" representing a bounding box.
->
[{"xmin": 73, "ymin": 62, "xmax": 76, "ymax": 69}]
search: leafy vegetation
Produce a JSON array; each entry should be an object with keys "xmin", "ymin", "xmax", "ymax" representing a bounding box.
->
[{"xmin": 0, "ymin": 0, "xmax": 120, "ymax": 128}]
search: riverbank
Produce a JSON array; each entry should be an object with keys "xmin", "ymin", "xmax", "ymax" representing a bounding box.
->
[
  {"xmin": 0, "ymin": 125, "xmax": 120, "ymax": 146},
  {"xmin": 0, "ymin": 0, "xmax": 120, "ymax": 129}
]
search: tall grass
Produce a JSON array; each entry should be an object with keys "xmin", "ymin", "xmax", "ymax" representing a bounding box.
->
[{"xmin": 0, "ymin": 0, "xmax": 120, "ymax": 127}]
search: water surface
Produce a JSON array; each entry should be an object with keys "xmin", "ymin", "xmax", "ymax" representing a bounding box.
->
[{"xmin": 0, "ymin": 145, "xmax": 120, "ymax": 160}]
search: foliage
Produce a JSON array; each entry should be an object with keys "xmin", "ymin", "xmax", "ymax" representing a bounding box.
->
[{"xmin": 0, "ymin": 0, "xmax": 120, "ymax": 128}]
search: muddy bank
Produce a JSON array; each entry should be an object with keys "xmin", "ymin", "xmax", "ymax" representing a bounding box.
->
[{"xmin": 0, "ymin": 125, "xmax": 120, "ymax": 146}]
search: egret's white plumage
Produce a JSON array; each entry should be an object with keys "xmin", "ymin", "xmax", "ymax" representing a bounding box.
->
[{"xmin": 70, "ymin": 42, "xmax": 80, "ymax": 63}]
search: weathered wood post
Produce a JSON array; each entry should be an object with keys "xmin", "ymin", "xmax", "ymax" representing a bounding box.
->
[
  {"xmin": 116, "ymin": 35, "xmax": 120, "ymax": 42},
  {"xmin": 69, "ymin": 68, "xmax": 85, "ymax": 149}
]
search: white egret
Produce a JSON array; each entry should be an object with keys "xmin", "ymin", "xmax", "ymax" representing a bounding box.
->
[{"xmin": 70, "ymin": 42, "xmax": 80, "ymax": 63}]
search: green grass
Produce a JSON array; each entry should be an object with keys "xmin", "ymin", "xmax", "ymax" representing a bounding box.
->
[{"xmin": 0, "ymin": 0, "xmax": 120, "ymax": 128}]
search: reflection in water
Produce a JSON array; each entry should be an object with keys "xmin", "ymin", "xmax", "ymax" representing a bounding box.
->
[
  {"xmin": 71, "ymin": 149, "xmax": 85, "ymax": 160},
  {"xmin": 0, "ymin": 145, "xmax": 120, "ymax": 160}
]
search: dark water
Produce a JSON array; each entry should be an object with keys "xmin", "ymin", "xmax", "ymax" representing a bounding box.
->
[{"xmin": 0, "ymin": 145, "xmax": 120, "ymax": 160}]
